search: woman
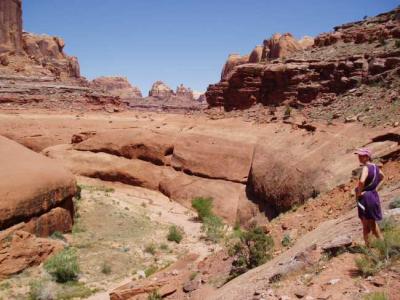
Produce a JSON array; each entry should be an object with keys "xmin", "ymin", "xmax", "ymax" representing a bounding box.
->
[{"xmin": 355, "ymin": 148, "xmax": 385, "ymax": 246}]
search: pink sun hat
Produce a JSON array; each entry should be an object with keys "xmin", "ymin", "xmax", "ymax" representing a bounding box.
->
[{"xmin": 354, "ymin": 148, "xmax": 372, "ymax": 158}]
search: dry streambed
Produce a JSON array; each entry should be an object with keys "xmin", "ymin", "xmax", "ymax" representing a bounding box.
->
[{"xmin": 0, "ymin": 177, "xmax": 212, "ymax": 299}]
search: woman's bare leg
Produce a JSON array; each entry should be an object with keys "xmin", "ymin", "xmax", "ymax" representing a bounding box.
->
[
  {"xmin": 371, "ymin": 220, "xmax": 383, "ymax": 240},
  {"xmin": 361, "ymin": 218, "xmax": 371, "ymax": 247}
]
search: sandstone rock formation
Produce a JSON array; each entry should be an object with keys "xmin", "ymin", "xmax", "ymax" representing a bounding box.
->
[
  {"xmin": 0, "ymin": 0, "xmax": 23, "ymax": 54},
  {"xmin": 248, "ymin": 45, "xmax": 263, "ymax": 63},
  {"xmin": 0, "ymin": 0, "xmax": 124, "ymax": 111},
  {"xmin": 175, "ymin": 84, "xmax": 194, "ymax": 100},
  {"xmin": 298, "ymin": 35, "xmax": 314, "ymax": 49},
  {"xmin": 221, "ymin": 54, "xmax": 250, "ymax": 80},
  {"xmin": 314, "ymin": 8, "xmax": 400, "ymax": 47},
  {"xmin": 0, "ymin": 229, "xmax": 63, "ymax": 278},
  {"xmin": 206, "ymin": 8, "xmax": 400, "ymax": 110},
  {"xmin": 149, "ymin": 80, "xmax": 174, "ymax": 99},
  {"xmin": 91, "ymin": 76, "xmax": 142, "ymax": 100},
  {"xmin": 0, "ymin": 136, "xmax": 76, "ymax": 232},
  {"xmin": 264, "ymin": 33, "xmax": 302, "ymax": 60}
]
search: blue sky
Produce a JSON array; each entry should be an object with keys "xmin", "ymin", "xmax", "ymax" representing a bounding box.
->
[{"xmin": 23, "ymin": 0, "xmax": 398, "ymax": 94}]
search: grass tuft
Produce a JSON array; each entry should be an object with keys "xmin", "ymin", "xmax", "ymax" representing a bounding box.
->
[{"xmin": 167, "ymin": 225, "xmax": 183, "ymax": 244}]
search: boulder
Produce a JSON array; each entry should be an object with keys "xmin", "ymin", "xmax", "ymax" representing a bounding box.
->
[
  {"xmin": 171, "ymin": 133, "xmax": 254, "ymax": 183},
  {"xmin": 0, "ymin": 230, "xmax": 63, "ymax": 278},
  {"xmin": 44, "ymin": 145, "xmax": 167, "ymax": 191},
  {"xmin": 0, "ymin": 136, "xmax": 76, "ymax": 231},
  {"xmin": 159, "ymin": 172, "xmax": 253, "ymax": 224},
  {"xmin": 149, "ymin": 81, "xmax": 174, "ymax": 99},
  {"xmin": 73, "ymin": 129, "xmax": 175, "ymax": 165},
  {"xmin": 91, "ymin": 77, "xmax": 142, "ymax": 100}
]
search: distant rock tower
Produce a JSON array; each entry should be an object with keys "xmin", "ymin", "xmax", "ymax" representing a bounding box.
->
[{"xmin": 0, "ymin": 0, "xmax": 23, "ymax": 53}]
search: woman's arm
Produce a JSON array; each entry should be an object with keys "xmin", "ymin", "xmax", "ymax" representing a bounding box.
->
[
  {"xmin": 376, "ymin": 169, "xmax": 385, "ymax": 191},
  {"xmin": 356, "ymin": 166, "xmax": 368, "ymax": 198}
]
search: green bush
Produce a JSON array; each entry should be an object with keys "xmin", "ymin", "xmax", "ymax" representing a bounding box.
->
[
  {"xmin": 145, "ymin": 265, "xmax": 158, "ymax": 277},
  {"xmin": 363, "ymin": 291, "xmax": 388, "ymax": 300},
  {"xmin": 44, "ymin": 248, "xmax": 80, "ymax": 283},
  {"xmin": 147, "ymin": 290, "xmax": 162, "ymax": 300},
  {"xmin": 167, "ymin": 225, "xmax": 183, "ymax": 243},
  {"xmin": 395, "ymin": 39, "xmax": 400, "ymax": 48},
  {"xmin": 355, "ymin": 224, "xmax": 400, "ymax": 277},
  {"xmin": 229, "ymin": 227, "xmax": 274, "ymax": 279},
  {"xmin": 50, "ymin": 231, "xmax": 66, "ymax": 241},
  {"xmin": 389, "ymin": 197, "xmax": 400, "ymax": 209},
  {"xmin": 192, "ymin": 197, "xmax": 213, "ymax": 221},
  {"xmin": 202, "ymin": 215, "xmax": 225, "ymax": 242},
  {"xmin": 281, "ymin": 234, "xmax": 293, "ymax": 247}
]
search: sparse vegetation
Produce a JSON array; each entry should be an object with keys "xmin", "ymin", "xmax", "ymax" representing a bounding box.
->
[
  {"xmin": 159, "ymin": 243, "xmax": 169, "ymax": 251},
  {"xmin": 355, "ymin": 222, "xmax": 400, "ymax": 277},
  {"xmin": 229, "ymin": 226, "xmax": 274, "ymax": 279},
  {"xmin": 147, "ymin": 290, "xmax": 162, "ymax": 300},
  {"xmin": 189, "ymin": 271, "xmax": 199, "ymax": 281},
  {"xmin": 50, "ymin": 231, "xmax": 66, "ymax": 241},
  {"xmin": 192, "ymin": 197, "xmax": 213, "ymax": 221},
  {"xmin": 167, "ymin": 225, "xmax": 183, "ymax": 243},
  {"xmin": 389, "ymin": 197, "xmax": 400, "ymax": 209},
  {"xmin": 281, "ymin": 234, "xmax": 293, "ymax": 247},
  {"xmin": 101, "ymin": 262, "xmax": 112, "ymax": 275},
  {"xmin": 395, "ymin": 39, "xmax": 400, "ymax": 48},
  {"xmin": 284, "ymin": 105, "xmax": 292, "ymax": 118},
  {"xmin": 145, "ymin": 265, "xmax": 158, "ymax": 277},
  {"xmin": 29, "ymin": 280, "xmax": 93, "ymax": 300},
  {"xmin": 363, "ymin": 291, "xmax": 388, "ymax": 300},
  {"xmin": 145, "ymin": 243, "xmax": 157, "ymax": 255},
  {"xmin": 202, "ymin": 215, "xmax": 225, "ymax": 242},
  {"xmin": 78, "ymin": 184, "xmax": 114, "ymax": 196},
  {"xmin": 44, "ymin": 248, "xmax": 80, "ymax": 283}
]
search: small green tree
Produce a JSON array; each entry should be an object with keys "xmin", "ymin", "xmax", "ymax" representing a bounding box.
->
[{"xmin": 229, "ymin": 227, "xmax": 274, "ymax": 278}]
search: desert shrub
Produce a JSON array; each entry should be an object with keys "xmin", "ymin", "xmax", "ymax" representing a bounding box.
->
[
  {"xmin": 229, "ymin": 226, "xmax": 274, "ymax": 279},
  {"xmin": 378, "ymin": 36, "xmax": 387, "ymax": 46},
  {"xmin": 284, "ymin": 105, "xmax": 292, "ymax": 118},
  {"xmin": 147, "ymin": 290, "xmax": 162, "ymax": 300},
  {"xmin": 379, "ymin": 216, "xmax": 396, "ymax": 232},
  {"xmin": 145, "ymin": 243, "xmax": 156, "ymax": 255},
  {"xmin": 101, "ymin": 262, "xmax": 112, "ymax": 275},
  {"xmin": 192, "ymin": 197, "xmax": 213, "ymax": 221},
  {"xmin": 44, "ymin": 248, "xmax": 80, "ymax": 283},
  {"xmin": 355, "ymin": 224, "xmax": 400, "ymax": 277},
  {"xmin": 202, "ymin": 215, "xmax": 225, "ymax": 242},
  {"xmin": 29, "ymin": 280, "xmax": 57, "ymax": 300},
  {"xmin": 145, "ymin": 265, "xmax": 158, "ymax": 277},
  {"xmin": 167, "ymin": 225, "xmax": 183, "ymax": 243},
  {"xmin": 389, "ymin": 197, "xmax": 400, "ymax": 209},
  {"xmin": 281, "ymin": 234, "xmax": 293, "ymax": 247},
  {"xmin": 159, "ymin": 243, "xmax": 169, "ymax": 251},
  {"xmin": 363, "ymin": 291, "xmax": 388, "ymax": 300},
  {"xmin": 50, "ymin": 231, "xmax": 65, "ymax": 241},
  {"xmin": 395, "ymin": 39, "xmax": 400, "ymax": 48}
]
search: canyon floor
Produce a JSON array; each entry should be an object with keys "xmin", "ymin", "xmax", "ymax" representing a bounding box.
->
[{"xmin": 0, "ymin": 110, "xmax": 399, "ymax": 300}]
